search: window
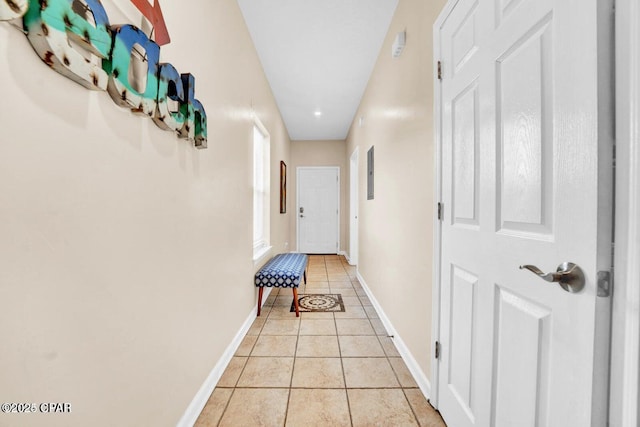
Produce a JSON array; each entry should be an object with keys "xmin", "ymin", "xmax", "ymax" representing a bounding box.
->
[{"xmin": 253, "ymin": 122, "xmax": 270, "ymax": 259}]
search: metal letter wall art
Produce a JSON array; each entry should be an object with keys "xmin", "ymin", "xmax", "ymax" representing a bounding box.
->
[
  {"xmin": 3, "ymin": 0, "xmax": 207, "ymax": 148},
  {"xmin": 0, "ymin": 0, "xmax": 28, "ymax": 21},
  {"xmin": 105, "ymin": 23, "xmax": 160, "ymax": 115},
  {"xmin": 23, "ymin": 0, "xmax": 112, "ymax": 90}
]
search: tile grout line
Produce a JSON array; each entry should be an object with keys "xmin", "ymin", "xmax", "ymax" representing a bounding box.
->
[
  {"xmin": 216, "ymin": 280, "xmax": 269, "ymax": 426},
  {"xmin": 357, "ymin": 263, "xmax": 422, "ymax": 426},
  {"xmin": 281, "ymin": 284, "xmax": 302, "ymax": 427},
  {"xmin": 379, "ymin": 329, "xmax": 423, "ymax": 425},
  {"xmin": 332, "ymin": 255, "xmax": 355, "ymax": 427},
  {"xmin": 402, "ymin": 387, "xmax": 424, "ymax": 426}
]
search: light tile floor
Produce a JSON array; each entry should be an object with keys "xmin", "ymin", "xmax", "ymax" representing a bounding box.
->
[{"xmin": 195, "ymin": 255, "xmax": 447, "ymax": 427}]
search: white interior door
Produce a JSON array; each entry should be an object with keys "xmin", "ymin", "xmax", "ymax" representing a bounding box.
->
[
  {"xmin": 436, "ymin": 0, "xmax": 613, "ymax": 426},
  {"xmin": 297, "ymin": 167, "xmax": 340, "ymax": 254},
  {"xmin": 349, "ymin": 149, "xmax": 359, "ymax": 265}
]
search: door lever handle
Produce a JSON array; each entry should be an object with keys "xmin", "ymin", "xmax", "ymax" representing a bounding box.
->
[{"xmin": 519, "ymin": 262, "xmax": 585, "ymax": 293}]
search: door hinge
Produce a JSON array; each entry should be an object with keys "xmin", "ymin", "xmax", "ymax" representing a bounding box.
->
[
  {"xmin": 435, "ymin": 341, "xmax": 441, "ymax": 359},
  {"xmin": 437, "ymin": 202, "xmax": 443, "ymax": 221},
  {"xmin": 597, "ymin": 270, "xmax": 612, "ymax": 297},
  {"xmin": 437, "ymin": 61, "xmax": 442, "ymax": 80}
]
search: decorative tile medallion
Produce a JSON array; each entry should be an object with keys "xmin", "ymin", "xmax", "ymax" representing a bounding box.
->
[{"xmin": 291, "ymin": 294, "xmax": 345, "ymax": 313}]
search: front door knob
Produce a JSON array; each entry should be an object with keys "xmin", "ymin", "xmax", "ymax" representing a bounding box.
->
[{"xmin": 519, "ymin": 262, "xmax": 585, "ymax": 293}]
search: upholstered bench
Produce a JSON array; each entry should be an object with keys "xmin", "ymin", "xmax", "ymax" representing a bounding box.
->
[{"xmin": 255, "ymin": 253, "xmax": 308, "ymax": 317}]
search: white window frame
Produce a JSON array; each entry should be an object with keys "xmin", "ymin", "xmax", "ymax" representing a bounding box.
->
[{"xmin": 252, "ymin": 119, "xmax": 271, "ymax": 262}]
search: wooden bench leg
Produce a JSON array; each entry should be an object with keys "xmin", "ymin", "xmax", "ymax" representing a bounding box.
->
[
  {"xmin": 257, "ymin": 287, "xmax": 264, "ymax": 316},
  {"xmin": 292, "ymin": 288, "xmax": 300, "ymax": 317}
]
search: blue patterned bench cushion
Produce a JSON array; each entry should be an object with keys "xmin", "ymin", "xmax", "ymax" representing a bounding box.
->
[{"xmin": 255, "ymin": 253, "xmax": 308, "ymax": 288}]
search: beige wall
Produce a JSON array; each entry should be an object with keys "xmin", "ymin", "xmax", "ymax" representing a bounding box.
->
[
  {"xmin": 346, "ymin": 0, "xmax": 445, "ymax": 381},
  {"xmin": 290, "ymin": 140, "xmax": 348, "ymax": 253},
  {"xmin": 0, "ymin": 1, "xmax": 289, "ymax": 426}
]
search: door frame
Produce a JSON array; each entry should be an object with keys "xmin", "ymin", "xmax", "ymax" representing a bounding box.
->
[
  {"xmin": 430, "ymin": 0, "xmax": 459, "ymax": 408},
  {"xmin": 296, "ymin": 166, "xmax": 341, "ymax": 254},
  {"xmin": 610, "ymin": 0, "xmax": 640, "ymax": 425},
  {"xmin": 349, "ymin": 148, "xmax": 359, "ymax": 265},
  {"xmin": 430, "ymin": 0, "xmax": 640, "ymax": 425}
]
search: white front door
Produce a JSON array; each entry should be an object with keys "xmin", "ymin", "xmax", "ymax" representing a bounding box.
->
[
  {"xmin": 297, "ymin": 167, "xmax": 340, "ymax": 254},
  {"xmin": 436, "ymin": 0, "xmax": 613, "ymax": 426}
]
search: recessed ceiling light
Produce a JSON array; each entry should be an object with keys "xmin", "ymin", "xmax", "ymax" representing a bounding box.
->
[{"xmin": 314, "ymin": 111, "xmax": 322, "ymax": 117}]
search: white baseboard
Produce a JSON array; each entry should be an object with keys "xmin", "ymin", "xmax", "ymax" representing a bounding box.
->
[
  {"xmin": 356, "ymin": 271, "xmax": 432, "ymax": 400},
  {"xmin": 176, "ymin": 288, "xmax": 272, "ymax": 426},
  {"xmin": 337, "ymin": 250, "xmax": 357, "ymax": 266}
]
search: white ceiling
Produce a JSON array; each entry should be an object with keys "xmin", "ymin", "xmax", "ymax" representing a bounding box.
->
[{"xmin": 237, "ymin": 0, "xmax": 399, "ymax": 141}]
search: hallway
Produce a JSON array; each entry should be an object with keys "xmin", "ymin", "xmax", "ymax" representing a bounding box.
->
[{"xmin": 194, "ymin": 255, "xmax": 447, "ymax": 426}]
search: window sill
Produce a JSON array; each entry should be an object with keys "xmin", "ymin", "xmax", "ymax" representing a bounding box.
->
[{"xmin": 253, "ymin": 245, "xmax": 273, "ymax": 266}]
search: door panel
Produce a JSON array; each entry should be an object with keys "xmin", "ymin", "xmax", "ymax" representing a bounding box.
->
[
  {"xmin": 496, "ymin": 16, "xmax": 553, "ymax": 237},
  {"xmin": 448, "ymin": 265, "xmax": 477, "ymax": 417},
  {"xmin": 452, "ymin": 82, "xmax": 479, "ymax": 226},
  {"xmin": 297, "ymin": 167, "xmax": 339, "ymax": 254},
  {"xmin": 452, "ymin": 0, "xmax": 479, "ymax": 75},
  {"xmin": 492, "ymin": 287, "xmax": 551, "ymax": 427},
  {"xmin": 437, "ymin": 0, "xmax": 612, "ymax": 426}
]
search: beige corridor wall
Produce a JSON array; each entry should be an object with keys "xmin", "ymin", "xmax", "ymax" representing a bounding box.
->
[
  {"xmin": 346, "ymin": 0, "xmax": 446, "ymax": 382},
  {"xmin": 290, "ymin": 140, "xmax": 348, "ymax": 253},
  {"xmin": 0, "ymin": 1, "xmax": 289, "ymax": 426}
]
